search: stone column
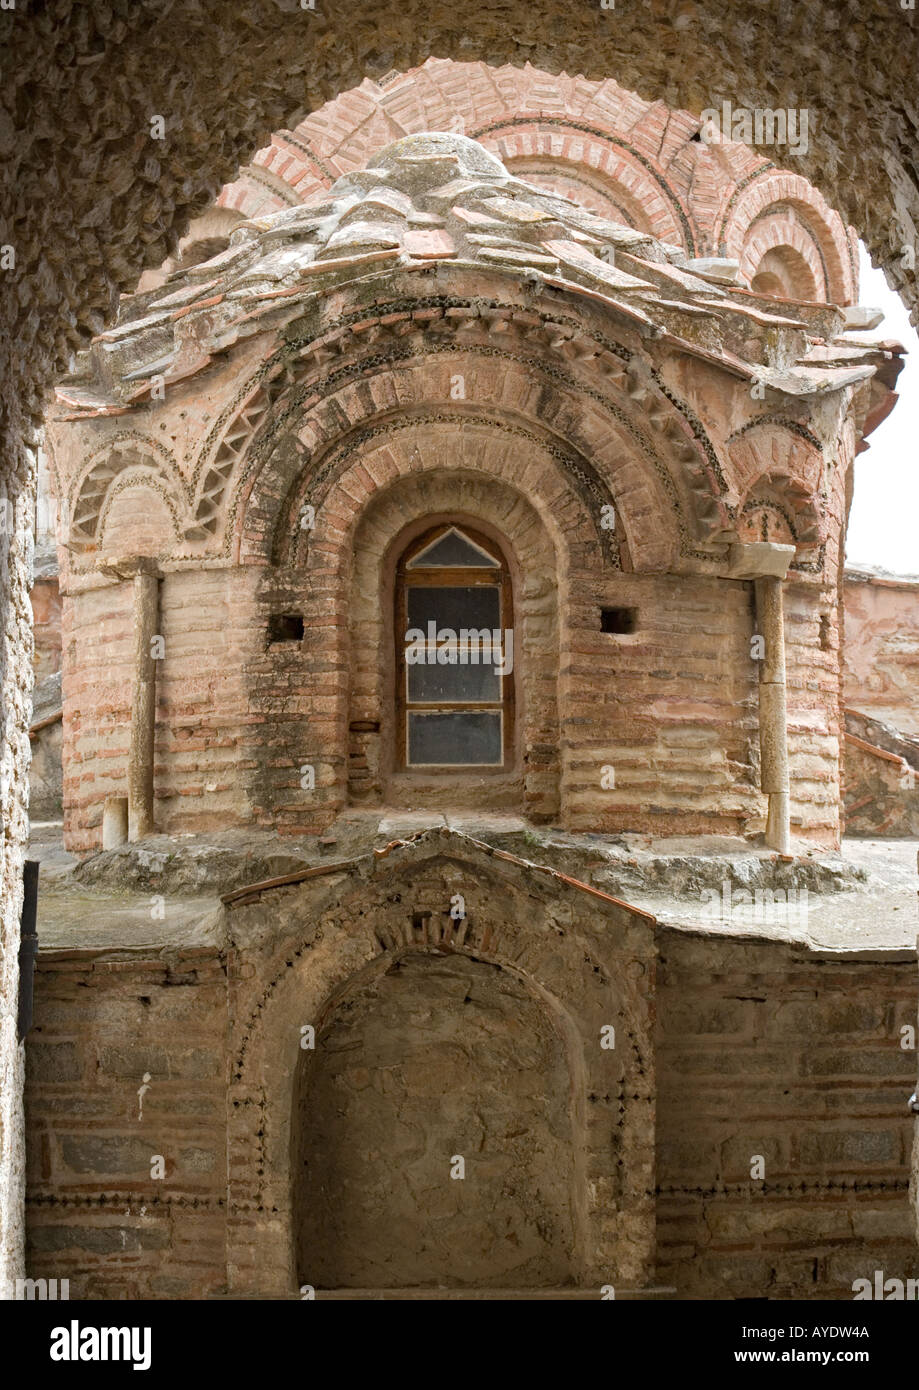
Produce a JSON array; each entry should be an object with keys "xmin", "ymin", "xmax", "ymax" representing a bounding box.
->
[
  {"xmin": 99, "ymin": 556, "xmax": 161, "ymax": 843},
  {"xmin": 128, "ymin": 566, "xmax": 160, "ymax": 841},
  {"xmin": 754, "ymin": 575, "xmax": 790, "ymax": 855},
  {"xmin": 0, "ymin": 455, "xmax": 33, "ymax": 1299},
  {"xmin": 727, "ymin": 542, "xmax": 795, "ymax": 855}
]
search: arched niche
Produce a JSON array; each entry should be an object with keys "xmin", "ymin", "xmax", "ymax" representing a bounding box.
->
[
  {"xmin": 224, "ymin": 830, "xmax": 657, "ymax": 1298},
  {"xmin": 343, "ymin": 458, "xmax": 566, "ymax": 819},
  {"xmin": 750, "ymin": 245, "xmax": 820, "ymax": 303},
  {"xmin": 293, "ymin": 948, "xmax": 577, "ymax": 1290}
]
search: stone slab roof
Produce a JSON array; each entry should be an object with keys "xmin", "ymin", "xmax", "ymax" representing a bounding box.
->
[{"xmin": 55, "ymin": 133, "xmax": 901, "ymax": 417}]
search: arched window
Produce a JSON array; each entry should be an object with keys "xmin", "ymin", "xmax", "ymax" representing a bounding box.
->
[{"xmin": 395, "ymin": 524, "xmax": 514, "ymax": 769}]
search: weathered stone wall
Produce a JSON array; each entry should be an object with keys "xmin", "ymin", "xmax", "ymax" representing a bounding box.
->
[
  {"xmin": 23, "ymin": 914, "xmax": 917, "ymax": 1299},
  {"xmin": 25, "ymin": 947, "xmax": 226, "ymax": 1301},
  {"xmin": 59, "ymin": 553, "xmax": 844, "ymax": 848},
  {"xmin": 840, "ymin": 572, "xmax": 919, "ymax": 835},
  {"xmin": 295, "ymin": 952, "xmax": 576, "ymax": 1289},
  {"xmin": 61, "ymin": 571, "xmax": 258, "ymax": 849},
  {"xmin": 0, "ymin": 447, "xmax": 33, "ymax": 1298},
  {"xmin": 50, "ymin": 238, "xmax": 871, "ymax": 849},
  {"xmin": 30, "ymin": 576, "xmax": 61, "ymax": 685},
  {"xmin": 28, "ymin": 720, "xmax": 62, "ymax": 824},
  {"xmin": 656, "ymin": 934, "xmax": 919, "ymax": 1298},
  {"xmin": 843, "ymin": 572, "xmax": 919, "ymax": 734}
]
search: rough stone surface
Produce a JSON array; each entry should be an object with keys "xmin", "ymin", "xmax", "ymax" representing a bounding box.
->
[
  {"xmin": 295, "ymin": 952, "xmax": 575, "ymax": 1288},
  {"xmin": 21, "ymin": 827, "xmax": 918, "ymax": 1299}
]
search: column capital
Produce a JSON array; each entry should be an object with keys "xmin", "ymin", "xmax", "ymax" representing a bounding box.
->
[
  {"xmin": 94, "ymin": 554, "xmax": 163, "ymax": 581},
  {"xmin": 725, "ymin": 541, "xmax": 795, "ymax": 581}
]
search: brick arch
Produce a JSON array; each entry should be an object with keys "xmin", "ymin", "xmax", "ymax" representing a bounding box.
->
[
  {"xmin": 217, "ymin": 61, "xmax": 700, "ymax": 247},
  {"xmin": 727, "ymin": 424, "xmax": 827, "ymax": 555},
  {"xmin": 224, "ymin": 831, "xmax": 655, "ymax": 1295},
  {"xmin": 747, "ymin": 236, "xmax": 821, "ymax": 302},
  {"xmin": 204, "ymin": 288, "xmax": 724, "ymax": 574},
  {"xmin": 471, "ymin": 126, "xmax": 692, "ymax": 250},
  {"xmin": 718, "ymin": 175, "xmax": 856, "ymax": 306},
  {"xmin": 343, "ymin": 462, "xmax": 565, "ymax": 816},
  {"xmin": 214, "ymin": 58, "xmax": 872, "ymax": 289},
  {"xmin": 257, "ymin": 423, "xmax": 588, "ymax": 821},
  {"xmin": 271, "ymin": 411, "xmax": 616, "ymax": 573},
  {"xmin": 67, "ymin": 434, "xmax": 187, "ymax": 558}
]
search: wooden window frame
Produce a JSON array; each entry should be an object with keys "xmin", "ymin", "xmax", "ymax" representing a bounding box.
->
[{"xmin": 395, "ymin": 524, "xmax": 515, "ymax": 773}]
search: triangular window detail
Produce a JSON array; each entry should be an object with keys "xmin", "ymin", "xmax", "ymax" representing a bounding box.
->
[{"xmin": 406, "ymin": 526, "xmax": 500, "ymax": 569}]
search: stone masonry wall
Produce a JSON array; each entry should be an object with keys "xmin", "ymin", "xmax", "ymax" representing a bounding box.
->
[
  {"xmin": 23, "ymin": 925, "xmax": 918, "ymax": 1299},
  {"xmin": 25, "ymin": 947, "xmax": 226, "ymax": 1301},
  {"xmin": 657, "ymin": 933, "xmax": 918, "ymax": 1299},
  {"xmin": 843, "ymin": 573, "xmax": 919, "ymax": 734},
  {"xmin": 0, "ymin": 446, "xmax": 33, "ymax": 1298},
  {"xmin": 60, "ymin": 557, "xmax": 845, "ymax": 848}
]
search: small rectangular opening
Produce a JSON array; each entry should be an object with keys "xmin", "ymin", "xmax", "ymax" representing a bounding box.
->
[
  {"xmin": 601, "ymin": 607, "xmax": 637, "ymax": 635},
  {"xmin": 267, "ymin": 613, "xmax": 305, "ymax": 645}
]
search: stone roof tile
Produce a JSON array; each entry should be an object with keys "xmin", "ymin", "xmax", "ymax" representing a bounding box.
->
[{"xmin": 54, "ymin": 132, "xmax": 895, "ymax": 416}]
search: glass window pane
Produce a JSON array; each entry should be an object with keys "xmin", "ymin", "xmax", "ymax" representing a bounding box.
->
[
  {"xmin": 407, "ymin": 710, "xmax": 503, "ymax": 766},
  {"xmin": 406, "ymin": 585, "xmax": 500, "ymax": 633},
  {"xmin": 406, "ymin": 527, "xmax": 500, "ymax": 569},
  {"xmin": 407, "ymin": 653, "xmax": 502, "ymax": 703}
]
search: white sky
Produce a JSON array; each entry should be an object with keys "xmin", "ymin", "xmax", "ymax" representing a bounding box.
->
[{"xmin": 845, "ymin": 244, "xmax": 919, "ymax": 576}]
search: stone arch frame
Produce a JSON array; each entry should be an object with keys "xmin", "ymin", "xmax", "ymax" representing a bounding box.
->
[
  {"xmin": 224, "ymin": 832, "xmax": 657, "ymax": 1296},
  {"xmin": 718, "ymin": 174, "xmax": 856, "ymax": 307},
  {"xmin": 727, "ymin": 422, "xmax": 828, "ymax": 566},
  {"xmin": 254, "ymin": 413, "xmax": 588, "ymax": 821},
  {"xmin": 3, "ymin": 5, "xmax": 919, "ymax": 1297},
  {"xmin": 5, "ymin": 5, "xmax": 919, "ymax": 1294},
  {"xmin": 66, "ymin": 433, "xmax": 188, "ymax": 559},
  {"xmin": 196, "ymin": 278, "xmax": 726, "ymax": 572},
  {"xmin": 344, "ymin": 465, "xmax": 565, "ymax": 817}
]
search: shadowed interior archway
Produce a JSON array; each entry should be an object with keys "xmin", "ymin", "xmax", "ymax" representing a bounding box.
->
[{"xmin": 294, "ymin": 949, "xmax": 578, "ymax": 1290}]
